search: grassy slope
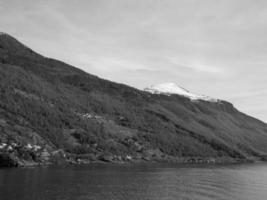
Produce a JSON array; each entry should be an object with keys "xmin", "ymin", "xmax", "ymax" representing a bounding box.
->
[{"xmin": 1, "ymin": 33, "xmax": 267, "ymax": 163}]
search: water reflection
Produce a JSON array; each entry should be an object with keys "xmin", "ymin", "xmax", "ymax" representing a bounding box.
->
[{"xmin": 0, "ymin": 163, "xmax": 267, "ymax": 200}]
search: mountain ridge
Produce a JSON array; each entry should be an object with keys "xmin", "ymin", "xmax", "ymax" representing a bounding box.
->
[
  {"xmin": 144, "ymin": 82, "xmax": 219, "ymax": 102},
  {"xmin": 1, "ymin": 32, "xmax": 267, "ymax": 167}
]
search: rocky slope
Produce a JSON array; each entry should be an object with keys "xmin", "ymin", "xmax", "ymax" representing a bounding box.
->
[{"xmin": 1, "ymin": 32, "xmax": 267, "ymax": 167}]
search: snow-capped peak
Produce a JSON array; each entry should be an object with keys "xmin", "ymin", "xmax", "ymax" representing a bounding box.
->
[{"xmin": 144, "ymin": 83, "xmax": 218, "ymax": 102}]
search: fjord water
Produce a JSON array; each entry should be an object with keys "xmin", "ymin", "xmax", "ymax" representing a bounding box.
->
[{"xmin": 1, "ymin": 163, "xmax": 267, "ymax": 200}]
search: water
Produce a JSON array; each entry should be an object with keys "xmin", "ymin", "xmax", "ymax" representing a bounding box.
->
[{"xmin": 1, "ymin": 163, "xmax": 267, "ymax": 200}]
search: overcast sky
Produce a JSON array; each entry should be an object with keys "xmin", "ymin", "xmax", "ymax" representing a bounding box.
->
[{"xmin": 1, "ymin": 0, "xmax": 267, "ymax": 122}]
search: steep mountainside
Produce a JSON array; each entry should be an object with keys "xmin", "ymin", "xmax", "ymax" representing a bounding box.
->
[{"xmin": 1, "ymin": 32, "xmax": 267, "ymax": 166}]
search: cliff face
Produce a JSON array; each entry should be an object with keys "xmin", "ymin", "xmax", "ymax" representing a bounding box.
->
[{"xmin": 1, "ymin": 33, "xmax": 267, "ymax": 166}]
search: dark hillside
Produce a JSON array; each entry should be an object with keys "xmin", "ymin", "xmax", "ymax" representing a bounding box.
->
[{"xmin": 1, "ymin": 32, "xmax": 267, "ymax": 166}]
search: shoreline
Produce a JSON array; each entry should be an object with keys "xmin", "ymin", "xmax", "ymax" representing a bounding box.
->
[
  {"xmin": 1, "ymin": 144, "xmax": 265, "ymax": 168},
  {"xmin": 0, "ymin": 153, "xmax": 258, "ymax": 168}
]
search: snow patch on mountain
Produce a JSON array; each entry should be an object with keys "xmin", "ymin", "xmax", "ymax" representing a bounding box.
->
[{"xmin": 144, "ymin": 83, "xmax": 219, "ymax": 102}]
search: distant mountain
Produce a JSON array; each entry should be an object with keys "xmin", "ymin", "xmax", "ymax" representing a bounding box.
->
[
  {"xmin": 144, "ymin": 82, "xmax": 219, "ymax": 102},
  {"xmin": 1, "ymin": 32, "xmax": 267, "ymax": 167}
]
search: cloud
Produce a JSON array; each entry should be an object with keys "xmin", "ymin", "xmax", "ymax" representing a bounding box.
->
[
  {"xmin": 168, "ymin": 57, "xmax": 223, "ymax": 74},
  {"xmin": 183, "ymin": 63, "xmax": 223, "ymax": 73}
]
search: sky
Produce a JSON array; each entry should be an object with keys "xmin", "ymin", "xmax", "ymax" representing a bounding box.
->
[{"xmin": 1, "ymin": 0, "xmax": 267, "ymax": 122}]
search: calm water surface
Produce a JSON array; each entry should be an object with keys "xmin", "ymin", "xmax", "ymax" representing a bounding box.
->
[{"xmin": 1, "ymin": 163, "xmax": 267, "ymax": 200}]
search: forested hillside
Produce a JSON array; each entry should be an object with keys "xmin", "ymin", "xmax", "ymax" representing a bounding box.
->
[{"xmin": 1, "ymin": 32, "xmax": 267, "ymax": 167}]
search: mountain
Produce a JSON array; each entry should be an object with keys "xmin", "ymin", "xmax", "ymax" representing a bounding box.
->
[
  {"xmin": 144, "ymin": 82, "xmax": 218, "ymax": 102},
  {"xmin": 1, "ymin": 32, "xmax": 267, "ymax": 167}
]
